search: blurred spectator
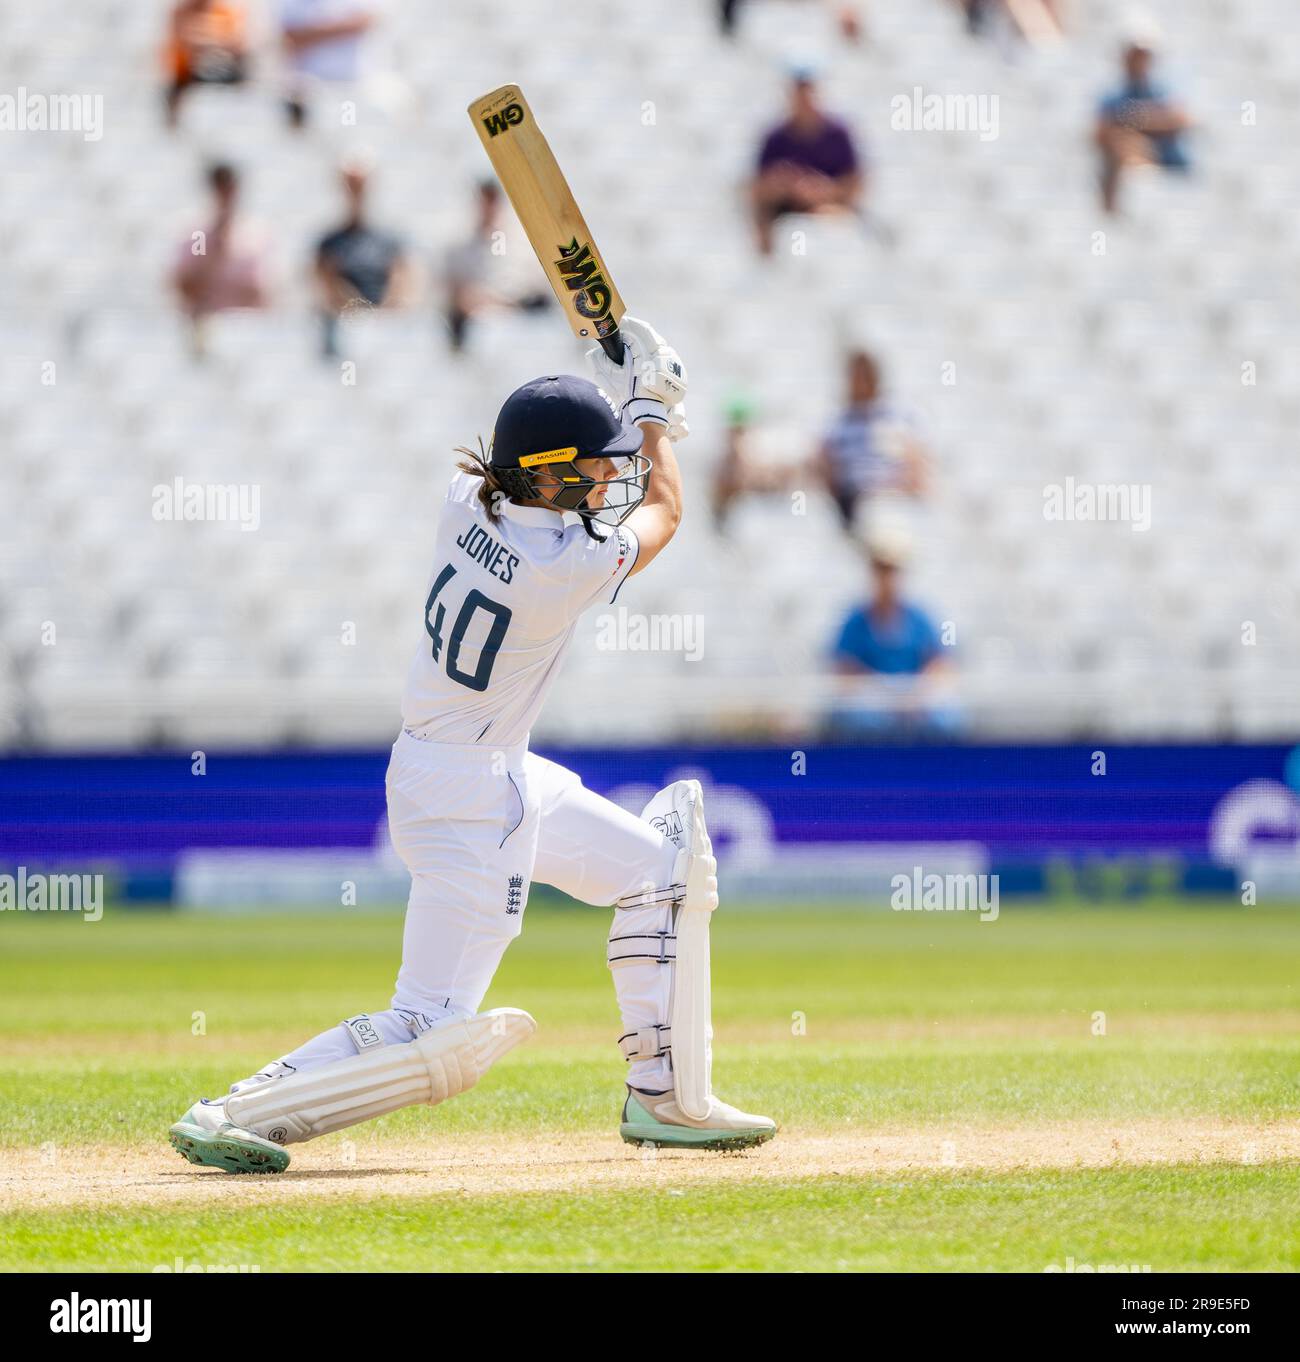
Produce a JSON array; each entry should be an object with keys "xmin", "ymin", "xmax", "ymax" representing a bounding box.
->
[
  {"xmin": 279, "ymin": 0, "xmax": 378, "ymax": 127},
  {"xmin": 710, "ymin": 355, "xmax": 928, "ymax": 532},
  {"xmin": 442, "ymin": 181, "xmax": 551, "ymax": 353},
  {"xmin": 720, "ymin": 1, "xmax": 864, "ymax": 41},
  {"xmin": 315, "ymin": 159, "xmax": 411, "ymax": 357},
  {"xmin": 957, "ymin": 0, "xmax": 1063, "ymax": 48},
  {"xmin": 1095, "ymin": 20, "xmax": 1191, "ymax": 214},
  {"xmin": 827, "ymin": 520, "xmax": 957, "ymax": 738},
  {"xmin": 814, "ymin": 350, "xmax": 929, "ymax": 533},
  {"xmin": 751, "ymin": 68, "xmax": 864, "ymax": 256},
  {"xmin": 171, "ymin": 163, "xmax": 271, "ymax": 347},
  {"xmin": 710, "ymin": 394, "xmax": 792, "ymax": 531},
  {"xmin": 163, "ymin": 0, "xmax": 250, "ymax": 129}
]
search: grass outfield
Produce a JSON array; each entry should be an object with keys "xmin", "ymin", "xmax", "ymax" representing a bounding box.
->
[{"xmin": 2, "ymin": 899, "xmax": 1299, "ymax": 1271}]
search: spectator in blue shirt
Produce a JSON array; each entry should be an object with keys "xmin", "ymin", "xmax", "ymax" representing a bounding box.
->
[
  {"xmin": 1095, "ymin": 23, "xmax": 1192, "ymax": 213},
  {"xmin": 827, "ymin": 520, "xmax": 957, "ymax": 737}
]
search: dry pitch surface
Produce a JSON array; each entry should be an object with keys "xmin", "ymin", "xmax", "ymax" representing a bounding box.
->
[{"xmin": 5, "ymin": 1119, "xmax": 1298, "ymax": 1211}]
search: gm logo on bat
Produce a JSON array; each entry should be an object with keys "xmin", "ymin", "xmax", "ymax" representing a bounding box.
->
[
  {"xmin": 554, "ymin": 237, "xmax": 618, "ymax": 339},
  {"xmin": 481, "ymin": 102, "xmax": 525, "ymax": 137}
]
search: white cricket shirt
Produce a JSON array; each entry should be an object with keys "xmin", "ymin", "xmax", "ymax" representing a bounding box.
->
[{"xmin": 400, "ymin": 471, "xmax": 639, "ymax": 746}]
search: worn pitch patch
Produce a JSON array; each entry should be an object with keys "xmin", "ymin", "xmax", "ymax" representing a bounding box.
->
[{"xmin": 2, "ymin": 1120, "xmax": 1297, "ymax": 1212}]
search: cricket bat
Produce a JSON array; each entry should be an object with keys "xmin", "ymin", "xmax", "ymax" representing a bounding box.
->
[{"xmin": 468, "ymin": 84, "xmax": 626, "ymax": 364}]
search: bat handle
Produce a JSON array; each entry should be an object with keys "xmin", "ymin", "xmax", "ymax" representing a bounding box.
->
[{"xmin": 599, "ymin": 331, "xmax": 625, "ymax": 365}]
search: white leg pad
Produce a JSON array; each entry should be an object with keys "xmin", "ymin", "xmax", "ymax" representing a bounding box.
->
[
  {"xmin": 616, "ymin": 780, "xmax": 718, "ymax": 1118},
  {"xmin": 224, "ymin": 1007, "xmax": 536, "ymax": 1146},
  {"xmin": 668, "ymin": 783, "xmax": 718, "ymax": 1119}
]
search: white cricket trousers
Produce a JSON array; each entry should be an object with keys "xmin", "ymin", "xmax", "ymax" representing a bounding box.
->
[{"xmin": 262, "ymin": 730, "xmax": 677, "ymax": 1093}]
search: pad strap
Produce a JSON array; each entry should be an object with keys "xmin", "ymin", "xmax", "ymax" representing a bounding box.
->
[
  {"xmin": 618, "ymin": 1024, "xmax": 672, "ymax": 1060},
  {"xmin": 607, "ymin": 930, "xmax": 676, "ymax": 967},
  {"xmin": 614, "ymin": 882, "xmax": 684, "ymax": 911}
]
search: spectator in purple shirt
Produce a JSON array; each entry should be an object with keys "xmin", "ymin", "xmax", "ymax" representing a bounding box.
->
[{"xmin": 751, "ymin": 68, "xmax": 864, "ymax": 256}]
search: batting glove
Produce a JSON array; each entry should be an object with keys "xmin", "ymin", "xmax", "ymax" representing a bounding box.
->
[{"xmin": 587, "ymin": 315, "xmax": 688, "ymax": 433}]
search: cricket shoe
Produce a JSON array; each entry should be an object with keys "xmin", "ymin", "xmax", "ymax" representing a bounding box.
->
[
  {"xmin": 169, "ymin": 1097, "xmax": 290, "ymax": 1175},
  {"xmin": 620, "ymin": 1087, "xmax": 776, "ymax": 1151}
]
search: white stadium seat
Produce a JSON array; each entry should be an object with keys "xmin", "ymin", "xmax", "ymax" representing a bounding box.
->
[{"xmin": 1, "ymin": 0, "xmax": 1295, "ymax": 743}]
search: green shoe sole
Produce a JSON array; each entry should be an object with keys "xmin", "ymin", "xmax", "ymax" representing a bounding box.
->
[
  {"xmin": 620, "ymin": 1121, "xmax": 777, "ymax": 1152},
  {"xmin": 169, "ymin": 1121, "xmax": 289, "ymax": 1175}
]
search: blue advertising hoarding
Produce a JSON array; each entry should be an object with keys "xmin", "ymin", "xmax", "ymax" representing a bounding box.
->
[{"xmin": 2, "ymin": 744, "xmax": 1298, "ymax": 902}]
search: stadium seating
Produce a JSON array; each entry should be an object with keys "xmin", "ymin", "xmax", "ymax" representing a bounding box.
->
[{"xmin": 3, "ymin": 0, "xmax": 1296, "ymax": 746}]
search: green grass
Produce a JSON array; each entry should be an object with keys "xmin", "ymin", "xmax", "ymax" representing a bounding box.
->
[
  {"xmin": 6, "ymin": 1166, "xmax": 1300, "ymax": 1273},
  {"xmin": 3, "ymin": 899, "xmax": 1299, "ymax": 1270}
]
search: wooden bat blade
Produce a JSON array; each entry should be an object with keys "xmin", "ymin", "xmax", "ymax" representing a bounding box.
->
[{"xmin": 468, "ymin": 84, "xmax": 625, "ymax": 359}]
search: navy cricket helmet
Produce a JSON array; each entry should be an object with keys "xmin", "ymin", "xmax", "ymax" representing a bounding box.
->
[{"xmin": 489, "ymin": 375, "xmax": 650, "ymax": 538}]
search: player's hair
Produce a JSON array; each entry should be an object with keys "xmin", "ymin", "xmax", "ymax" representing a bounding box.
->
[{"xmin": 455, "ymin": 438, "xmax": 509, "ymax": 521}]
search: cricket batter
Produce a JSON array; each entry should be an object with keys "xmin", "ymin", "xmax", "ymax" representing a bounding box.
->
[{"xmin": 169, "ymin": 319, "xmax": 776, "ymax": 1172}]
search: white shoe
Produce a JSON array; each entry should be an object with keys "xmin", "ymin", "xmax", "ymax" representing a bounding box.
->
[
  {"xmin": 620, "ymin": 1086, "xmax": 776, "ymax": 1151},
  {"xmin": 168, "ymin": 1097, "xmax": 291, "ymax": 1174}
]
